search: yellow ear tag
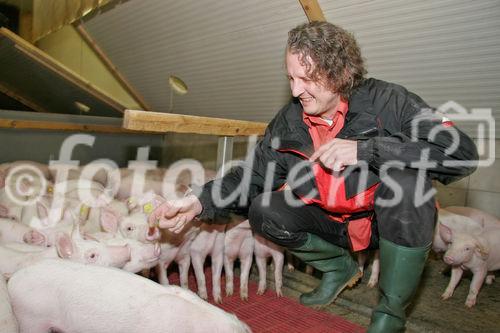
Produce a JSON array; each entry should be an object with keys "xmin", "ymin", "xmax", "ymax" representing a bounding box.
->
[
  {"xmin": 47, "ymin": 186, "xmax": 53, "ymax": 193},
  {"xmin": 79, "ymin": 205, "xmax": 90, "ymax": 220},
  {"xmin": 143, "ymin": 203, "xmax": 153, "ymax": 214},
  {"xmin": 127, "ymin": 197, "xmax": 137, "ymax": 206}
]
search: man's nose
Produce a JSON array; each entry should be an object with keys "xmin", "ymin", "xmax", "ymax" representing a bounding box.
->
[{"xmin": 290, "ymin": 80, "xmax": 303, "ymax": 97}]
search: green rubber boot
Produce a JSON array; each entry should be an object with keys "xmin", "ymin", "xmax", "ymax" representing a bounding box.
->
[
  {"xmin": 367, "ymin": 238, "xmax": 430, "ymax": 333},
  {"xmin": 289, "ymin": 233, "xmax": 362, "ymax": 307}
]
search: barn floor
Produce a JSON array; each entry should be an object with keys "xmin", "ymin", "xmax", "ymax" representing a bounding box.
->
[
  {"xmin": 256, "ymin": 254, "xmax": 500, "ymax": 333},
  {"xmin": 165, "ymin": 253, "xmax": 499, "ymax": 333}
]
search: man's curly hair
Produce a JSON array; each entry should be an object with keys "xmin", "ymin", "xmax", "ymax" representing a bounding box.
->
[{"xmin": 287, "ymin": 21, "xmax": 367, "ymax": 100}]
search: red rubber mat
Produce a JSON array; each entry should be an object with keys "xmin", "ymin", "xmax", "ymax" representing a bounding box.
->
[{"xmin": 168, "ymin": 269, "xmax": 366, "ymax": 333}]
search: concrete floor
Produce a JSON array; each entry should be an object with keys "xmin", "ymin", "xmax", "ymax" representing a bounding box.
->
[{"xmin": 253, "ymin": 255, "xmax": 500, "ymax": 333}]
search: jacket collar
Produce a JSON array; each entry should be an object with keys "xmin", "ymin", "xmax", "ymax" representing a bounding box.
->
[{"xmin": 275, "ymin": 79, "xmax": 374, "ymax": 155}]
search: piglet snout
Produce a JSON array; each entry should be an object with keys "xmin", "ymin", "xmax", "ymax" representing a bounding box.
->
[
  {"xmin": 146, "ymin": 227, "xmax": 160, "ymax": 242},
  {"xmin": 444, "ymin": 255, "xmax": 454, "ymax": 265},
  {"xmin": 23, "ymin": 230, "xmax": 46, "ymax": 246}
]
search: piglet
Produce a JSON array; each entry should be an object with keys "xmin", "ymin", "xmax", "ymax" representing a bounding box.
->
[
  {"xmin": 433, "ymin": 208, "xmax": 483, "ymax": 253},
  {"xmin": 444, "ymin": 206, "xmax": 500, "ymax": 228},
  {"xmin": 357, "ymin": 249, "xmax": 380, "ymax": 288},
  {"xmin": 190, "ymin": 223, "xmax": 226, "ymax": 303},
  {"xmin": 112, "ymin": 169, "xmax": 169, "ymax": 200},
  {"xmin": 254, "ymin": 234, "xmax": 284, "ymax": 297},
  {"xmin": 85, "ymin": 232, "xmax": 161, "ymax": 274},
  {"xmin": 439, "ymin": 223, "xmax": 500, "ymax": 307},
  {"xmin": 0, "ymin": 187, "xmax": 25, "ymax": 222},
  {"xmin": 0, "ymin": 227, "xmax": 131, "ymax": 279},
  {"xmin": 156, "ymin": 222, "xmax": 200, "ymax": 288},
  {"xmin": 224, "ymin": 218, "xmax": 254, "ymax": 300},
  {"xmin": 0, "ymin": 276, "xmax": 18, "ymax": 333},
  {"xmin": 8, "ymin": 259, "xmax": 251, "ymax": 333},
  {"xmin": 102, "ymin": 198, "xmax": 161, "ymax": 243},
  {"xmin": 0, "ymin": 218, "xmax": 46, "ymax": 246}
]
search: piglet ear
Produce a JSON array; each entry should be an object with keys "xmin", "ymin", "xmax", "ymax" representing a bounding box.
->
[
  {"xmin": 71, "ymin": 222, "xmax": 84, "ymax": 242},
  {"xmin": 125, "ymin": 197, "xmax": 139, "ymax": 213},
  {"xmin": 36, "ymin": 202, "xmax": 49, "ymax": 220},
  {"xmin": 474, "ymin": 237, "xmax": 490, "ymax": 260},
  {"xmin": 23, "ymin": 230, "xmax": 47, "ymax": 246},
  {"xmin": 0, "ymin": 204, "xmax": 8, "ymax": 218},
  {"xmin": 175, "ymin": 184, "xmax": 189, "ymax": 197},
  {"xmin": 82, "ymin": 232, "xmax": 99, "ymax": 241},
  {"xmin": 55, "ymin": 232, "xmax": 74, "ymax": 259},
  {"xmin": 438, "ymin": 223, "xmax": 453, "ymax": 243},
  {"xmin": 62, "ymin": 207, "xmax": 76, "ymax": 223},
  {"xmin": 100, "ymin": 209, "xmax": 119, "ymax": 234},
  {"xmin": 19, "ymin": 178, "xmax": 31, "ymax": 195}
]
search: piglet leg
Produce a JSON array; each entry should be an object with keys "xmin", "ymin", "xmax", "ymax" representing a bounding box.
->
[
  {"xmin": 271, "ymin": 251, "xmax": 284, "ymax": 297},
  {"xmin": 465, "ymin": 266, "xmax": 487, "ymax": 308},
  {"xmin": 442, "ymin": 266, "xmax": 464, "ymax": 300}
]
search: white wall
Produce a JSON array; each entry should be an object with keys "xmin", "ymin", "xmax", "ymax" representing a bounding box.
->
[{"xmin": 436, "ymin": 139, "xmax": 500, "ymax": 217}]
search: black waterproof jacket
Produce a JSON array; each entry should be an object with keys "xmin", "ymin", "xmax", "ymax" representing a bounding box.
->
[{"xmin": 196, "ymin": 78, "xmax": 478, "ymax": 222}]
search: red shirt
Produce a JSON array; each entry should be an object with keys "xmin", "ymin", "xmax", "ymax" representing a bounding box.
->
[
  {"xmin": 302, "ymin": 99, "xmax": 348, "ymax": 148},
  {"xmin": 302, "ymin": 100, "xmax": 377, "ymax": 251}
]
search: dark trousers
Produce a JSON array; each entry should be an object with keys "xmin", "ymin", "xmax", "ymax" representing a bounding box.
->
[{"xmin": 248, "ymin": 168, "xmax": 436, "ymax": 249}]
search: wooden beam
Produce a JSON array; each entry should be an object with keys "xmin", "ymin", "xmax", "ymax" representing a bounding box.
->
[
  {"xmin": 0, "ymin": 82, "xmax": 49, "ymax": 114},
  {"xmin": 74, "ymin": 23, "xmax": 153, "ymax": 111},
  {"xmin": 0, "ymin": 118, "xmax": 157, "ymax": 135},
  {"xmin": 298, "ymin": 0, "xmax": 326, "ymax": 22},
  {"xmin": 32, "ymin": 0, "xmax": 112, "ymax": 42},
  {"xmin": 18, "ymin": 10, "xmax": 33, "ymax": 43},
  {"xmin": 123, "ymin": 110, "xmax": 268, "ymax": 137}
]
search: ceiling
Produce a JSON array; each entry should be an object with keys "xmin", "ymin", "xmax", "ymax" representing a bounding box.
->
[{"xmin": 81, "ymin": 0, "xmax": 500, "ymax": 138}]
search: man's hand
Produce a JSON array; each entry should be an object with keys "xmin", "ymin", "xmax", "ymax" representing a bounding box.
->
[
  {"xmin": 309, "ymin": 138, "xmax": 358, "ymax": 171},
  {"xmin": 148, "ymin": 194, "xmax": 203, "ymax": 234}
]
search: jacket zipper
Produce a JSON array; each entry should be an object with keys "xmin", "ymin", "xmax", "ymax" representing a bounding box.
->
[{"xmin": 276, "ymin": 148, "xmax": 311, "ymax": 160}]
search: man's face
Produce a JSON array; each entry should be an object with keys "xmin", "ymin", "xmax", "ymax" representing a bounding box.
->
[{"xmin": 286, "ymin": 51, "xmax": 340, "ymax": 118}]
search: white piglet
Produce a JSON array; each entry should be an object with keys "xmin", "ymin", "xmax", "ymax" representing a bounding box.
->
[
  {"xmin": 85, "ymin": 231, "xmax": 161, "ymax": 274},
  {"xmin": 0, "ymin": 276, "xmax": 17, "ymax": 333},
  {"xmin": 190, "ymin": 223, "xmax": 226, "ymax": 303},
  {"xmin": 254, "ymin": 234, "xmax": 284, "ymax": 297},
  {"xmin": 0, "ymin": 228, "xmax": 131, "ymax": 279},
  {"xmin": 356, "ymin": 249, "xmax": 380, "ymax": 288},
  {"xmin": 156, "ymin": 222, "xmax": 200, "ymax": 288},
  {"xmin": 224, "ymin": 218, "xmax": 254, "ymax": 300},
  {"xmin": 439, "ymin": 223, "xmax": 500, "ymax": 307},
  {"xmin": 0, "ymin": 218, "xmax": 46, "ymax": 246},
  {"xmin": 8, "ymin": 259, "xmax": 251, "ymax": 333}
]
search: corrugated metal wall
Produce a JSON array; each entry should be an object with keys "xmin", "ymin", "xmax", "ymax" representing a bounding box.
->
[
  {"xmin": 320, "ymin": 0, "xmax": 500, "ymax": 138},
  {"xmin": 83, "ymin": 0, "xmax": 500, "ymax": 138},
  {"xmin": 83, "ymin": 0, "xmax": 306, "ymax": 122}
]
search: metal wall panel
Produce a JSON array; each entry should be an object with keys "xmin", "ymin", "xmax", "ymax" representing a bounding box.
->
[
  {"xmin": 319, "ymin": 0, "xmax": 500, "ymax": 138},
  {"xmin": 83, "ymin": 0, "xmax": 500, "ymax": 138},
  {"xmin": 83, "ymin": 0, "xmax": 306, "ymax": 122}
]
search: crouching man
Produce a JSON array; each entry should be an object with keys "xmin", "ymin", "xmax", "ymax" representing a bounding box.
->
[{"xmin": 150, "ymin": 22, "xmax": 478, "ymax": 333}]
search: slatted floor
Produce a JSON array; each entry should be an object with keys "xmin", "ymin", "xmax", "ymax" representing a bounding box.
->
[{"xmin": 168, "ymin": 269, "xmax": 366, "ymax": 333}]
